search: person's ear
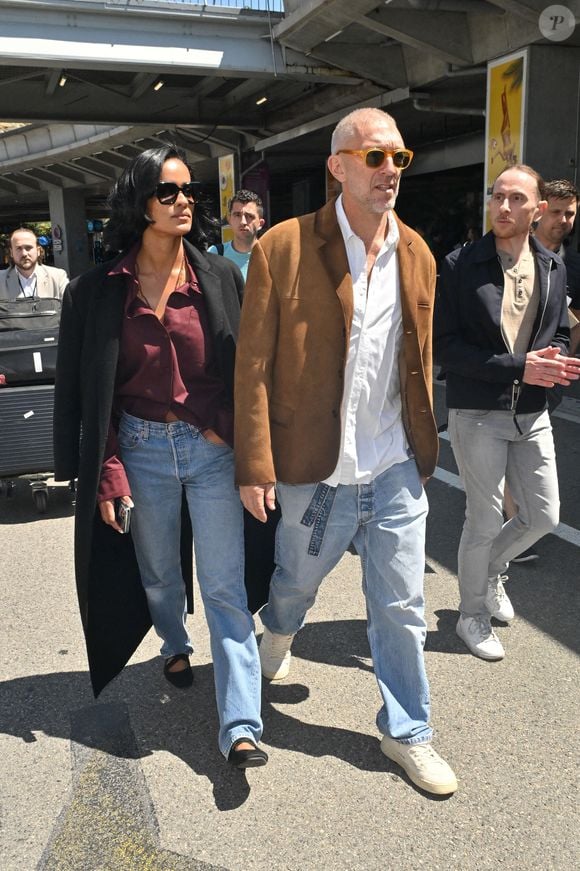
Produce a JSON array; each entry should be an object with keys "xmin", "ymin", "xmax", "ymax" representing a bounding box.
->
[
  {"xmin": 534, "ymin": 199, "xmax": 548, "ymax": 222},
  {"xmin": 327, "ymin": 153, "xmax": 345, "ymax": 182}
]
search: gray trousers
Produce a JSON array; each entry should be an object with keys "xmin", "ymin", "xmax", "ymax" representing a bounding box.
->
[{"xmin": 448, "ymin": 408, "xmax": 559, "ymax": 617}]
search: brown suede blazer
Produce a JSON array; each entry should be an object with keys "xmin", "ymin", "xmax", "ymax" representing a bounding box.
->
[{"xmin": 234, "ymin": 198, "xmax": 439, "ymax": 486}]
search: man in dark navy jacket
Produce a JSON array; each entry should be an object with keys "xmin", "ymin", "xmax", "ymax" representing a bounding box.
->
[{"xmin": 435, "ymin": 165, "xmax": 580, "ymax": 661}]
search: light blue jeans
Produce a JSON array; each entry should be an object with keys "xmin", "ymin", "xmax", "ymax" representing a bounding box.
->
[
  {"xmin": 261, "ymin": 459, "xmax": 432, "ymax": 744},
  {"xmin": 118, "ymin": 411, "xmax": 262, "ymax": 757},
  {"xmin": 448, "ymin": 408, "xmax": 559, "ymax": 618}
]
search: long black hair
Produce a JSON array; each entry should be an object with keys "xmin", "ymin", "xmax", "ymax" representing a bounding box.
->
[{"xmin": 104, "ymin": 144, "xmax": 219, "ymax": 252}]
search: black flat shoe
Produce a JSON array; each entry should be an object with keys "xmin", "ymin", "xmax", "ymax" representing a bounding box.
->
[
  {"xmin": 163, "ymin": 654, "xmax": 193, "ymax": 688},
  {"xmin": 228, "ymin": 739, "xmax": 268, "ymax": 769}
]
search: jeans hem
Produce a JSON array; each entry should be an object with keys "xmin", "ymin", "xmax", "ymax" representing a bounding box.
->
[
  {"xmin": 383, "ymin": 731, "xmax": 433, "ymax": 746},
  {"xmin": 222, "ymin": 729, "xmax": 262, "ymax": 759}
]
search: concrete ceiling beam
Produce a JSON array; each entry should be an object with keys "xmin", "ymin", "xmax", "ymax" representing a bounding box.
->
[{"xmin": 357, "ymin": 8, "xmax": 474, "ymax": 66}]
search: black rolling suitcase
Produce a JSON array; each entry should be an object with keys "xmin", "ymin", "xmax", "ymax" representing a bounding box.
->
[
  {"xmin": 0, "ymin": 384, "xmax": 55, "ymax": 477},
  {"xmin": 0, "ymin": 384, "xmax": 56, "ymax": 512},
  {"xmin": 0, "ymin": 297, "xmax": 61, "ymax": 512},
  {"xmin": 0, "ymin": 297, "xmax": 61, "ymax": 385}
]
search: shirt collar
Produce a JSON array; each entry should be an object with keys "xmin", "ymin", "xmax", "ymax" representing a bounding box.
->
[
  {"xmin": 335, "ymin": 193, "xmax": 399, "ymax": 253},
  {"xmin": 15, "ymin": 268, "xmax": 37, "ymax": 284}
]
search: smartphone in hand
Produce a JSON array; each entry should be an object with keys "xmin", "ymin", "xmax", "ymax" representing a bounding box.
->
[{"xmin": 115, "ymin": 498, "xmax": 132, "ymax": 534}]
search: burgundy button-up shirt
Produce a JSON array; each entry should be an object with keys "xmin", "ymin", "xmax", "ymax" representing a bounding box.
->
[{"xmin": 98, "ymin": 246, "xmax": 233, "ymax": 501}]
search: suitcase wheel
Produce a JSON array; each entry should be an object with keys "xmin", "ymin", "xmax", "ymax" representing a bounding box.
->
[
  {"xmin": 0, "ymin": 480, "xmax": 15, "ymax": 498},
  {"xmin": 33, "ymin": 489, "xmax": 49, "ymax": 514}
]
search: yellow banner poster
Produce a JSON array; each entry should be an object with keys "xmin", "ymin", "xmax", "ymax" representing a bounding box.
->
[
  {"xmin": 484, "ymin": 50, "xmax": 527, "ymax": 231},
  {"xmin": 218, "ymin": 154, "xmax": 236, "ymax": 243}
]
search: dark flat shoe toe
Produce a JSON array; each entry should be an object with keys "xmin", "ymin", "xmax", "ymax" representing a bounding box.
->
[
  {"xmin": 163, "ymin": 654, "xmax": 193, "ymax": 688},
  {"xmin": 228, "ymin": 740, "xmax": 268, "ymax": 769}
]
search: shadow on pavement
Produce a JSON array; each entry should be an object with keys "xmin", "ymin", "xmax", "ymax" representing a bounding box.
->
[{"xmin": 0, "ymin": 617, "xmax": 466, "ymax": 810}]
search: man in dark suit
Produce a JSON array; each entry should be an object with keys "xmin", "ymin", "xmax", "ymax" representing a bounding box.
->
[
  {"xmin": 234, "ymin": 107, "xmax": 457, "ymax": 796},
  {"xmin": 533, "ymin": 179, "xmax": 580, "ymax": 323}
]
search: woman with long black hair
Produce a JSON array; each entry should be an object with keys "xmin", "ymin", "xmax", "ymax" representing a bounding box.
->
[{"xmin": 54, "ymin": 144, "xmax": 267, "ymax": 769}]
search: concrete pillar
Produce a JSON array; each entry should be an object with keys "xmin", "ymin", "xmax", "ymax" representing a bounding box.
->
[
  {"xmin": 525, "ymin": 45, "xmax": 580, "ymax": 189},
  {"xmin": 48, "ymin": 188, "xmax": 90, "ymax": 280}
]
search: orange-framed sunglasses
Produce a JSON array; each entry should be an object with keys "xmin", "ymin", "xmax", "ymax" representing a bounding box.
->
[{"xmin": 336, "ymin": 147, "xmax": 414, "ymax": 170}]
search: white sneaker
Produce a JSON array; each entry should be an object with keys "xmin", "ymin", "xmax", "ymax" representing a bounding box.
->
[
  {"xmin": 380, "ymin": 736, "xmax": 458, "ymax": 795},
  {"xmin": 259, "ymin": 627, "xmax": 294, "ymax": 680},
  {"xmin": 456, "ymin": 614, "xmax": 505, "ymax": 660},
  {"xmin": 485, "ymin": 574, "xmax": 514, "ymax": 622}
]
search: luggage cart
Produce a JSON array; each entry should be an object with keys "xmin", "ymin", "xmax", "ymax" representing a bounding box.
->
[{"xmin": 0, "ymin": 383, "xmax": 56, "ymax": 513}]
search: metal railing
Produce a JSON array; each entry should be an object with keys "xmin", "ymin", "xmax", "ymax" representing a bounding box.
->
[{"xmin": 105, "ymin": 1, "xmax": 285, "ymax": 10}]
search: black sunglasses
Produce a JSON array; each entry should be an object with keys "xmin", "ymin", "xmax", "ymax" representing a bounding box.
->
[{"xmin": 153, "ymin": 182, "xmax": 197, "ymax": 205}]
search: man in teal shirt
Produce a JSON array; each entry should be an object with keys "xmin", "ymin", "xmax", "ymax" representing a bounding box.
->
[{"xmin": 209, "ymin": 189, "xmax": 265, "ymax": 281}]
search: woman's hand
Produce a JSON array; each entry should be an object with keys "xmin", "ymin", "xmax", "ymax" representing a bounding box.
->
[{"xmin": 99, "ymin": 495, "xmax": 134, "ymax": 533}]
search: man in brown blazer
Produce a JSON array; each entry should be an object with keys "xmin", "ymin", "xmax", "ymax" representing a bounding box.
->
[{"xmin": 235, "ymin": 108, "xmax": 457, "ymax": 795}]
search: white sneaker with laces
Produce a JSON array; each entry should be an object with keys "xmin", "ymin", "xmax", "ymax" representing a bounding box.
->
[
  {"xmin": 456, "ymin": 614, "xmax": 505, "ymax": 660},
  {"xmin": 485, "ymin": 573, "xmax": 514, "ymax": 622},
  {"xmin": 380, "ymin": 735, "xmax": 458, "ymax": 795},
  {"xmin": 259, "ymin": 627, "xmax": 294, "ymax": 680}
]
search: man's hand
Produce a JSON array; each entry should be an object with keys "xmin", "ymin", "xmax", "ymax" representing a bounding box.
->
[
  {"xmin": 98, "ymin": 495, "xmax": 134, "ymax": 533},
  {"xmin": 523, "ymin": 346, "xmax": 580, "ymax": 387},
  {"xmin": 240, "ymin": 483, "xmax": 276, "ymax": 523}
]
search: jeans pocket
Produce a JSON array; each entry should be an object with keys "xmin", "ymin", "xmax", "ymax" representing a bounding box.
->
[
  {"xmin": 197, "ymin": 428, "xmax": 231, "ymax": 451},
  {"xmin": 300, "ymin": 483, "xmax": 337, "ymax": 557},
  {"xmin": 118, "ymin": 419, "xmax": 145, "ymax": 451}
]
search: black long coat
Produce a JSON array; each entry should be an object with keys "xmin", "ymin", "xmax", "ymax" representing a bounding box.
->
[{"xmin": 54, "ymin": 241, "xmax": 276, "ymax": 696}]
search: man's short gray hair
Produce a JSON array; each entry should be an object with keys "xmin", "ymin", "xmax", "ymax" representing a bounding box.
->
[{"xmin": 331, "ymin": 108, "xmax": 399, "ymax": 154}]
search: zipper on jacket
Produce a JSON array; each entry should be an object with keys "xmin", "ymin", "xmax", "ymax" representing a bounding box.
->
[{"xmin": 511, "ymin": 379, "xmax": 521, "ymax": 410}]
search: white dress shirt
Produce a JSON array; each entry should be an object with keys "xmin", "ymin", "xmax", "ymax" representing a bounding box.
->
[
  {"xmin": 324, "ymin": 196, "xmax": 410, "ymax": 486},
  {"xmin": 15, "ymin": 269, "xmax": 38, "ymax": 297}
]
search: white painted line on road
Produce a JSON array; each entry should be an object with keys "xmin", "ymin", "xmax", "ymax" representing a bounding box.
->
[
  {"xmin": 553, "ymin": 408, "xmax": 580, "ymax": 424},
  {"xmin": 432, "ymin": 466, "xmax": 459, "ymax": 488},
  {"xmin": 432, "ymin": 466, "xmax": 580, "ymax": 549}
]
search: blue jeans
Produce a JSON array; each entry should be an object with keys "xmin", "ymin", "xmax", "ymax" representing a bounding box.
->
[
  {"xmin": 261, "ymin": 459, "xmax": 432, "ymax": 744},
  {"xmin": 118, "ymin": 412, "xmax": 262, "ymax": 757},
  {"xmin": 448, "ymin": 408, "xmax": 559, "ymax": 617}
]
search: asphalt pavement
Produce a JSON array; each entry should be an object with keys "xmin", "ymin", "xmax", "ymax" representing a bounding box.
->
[{"xmin": 1, "ymin": 389, "xmax": 579, "ymax": 871}]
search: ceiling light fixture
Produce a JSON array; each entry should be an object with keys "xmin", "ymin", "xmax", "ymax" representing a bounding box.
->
[
  {"xmin": 324, "ymin": 30, "xmax": 343, "ymax": 42},
  {"xmin": 153, "ymin": 80, "xmax": 164, "ymax": 91},
  {"xmin": 59, "ymin": 74, "xmax": 67, "ymax": 87},
  {"xmin": 256, "ymin": 96, "xmax": 267, "ymax": 105}
]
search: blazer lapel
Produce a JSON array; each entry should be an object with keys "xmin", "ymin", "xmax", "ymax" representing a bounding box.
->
[
  {"xmin": 7, "ymin": 269, "xmax": 20, "ymax": 300},
  {"xmin": 185, "ymin": 242, "xmax": 225, "ymax": 339},
  {"xmin": 396, "ymin": 220, "xmax": 419, "ymax": 333},
  {"xmin": 315, "ymin": 200, "xmax": 353, "ymax": 329},
  {"xmin": 37, "ymin": 267, "xmax": 49, "ymax": 297}
]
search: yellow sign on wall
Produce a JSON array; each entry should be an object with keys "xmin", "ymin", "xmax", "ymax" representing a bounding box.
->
[
  {"xmin": 218, "ymin": 154, "xmax": 235, "ymax": 243},
  {"xmin": 484, "ymin": 50, "xmax": 527, "ymax": 231}
]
